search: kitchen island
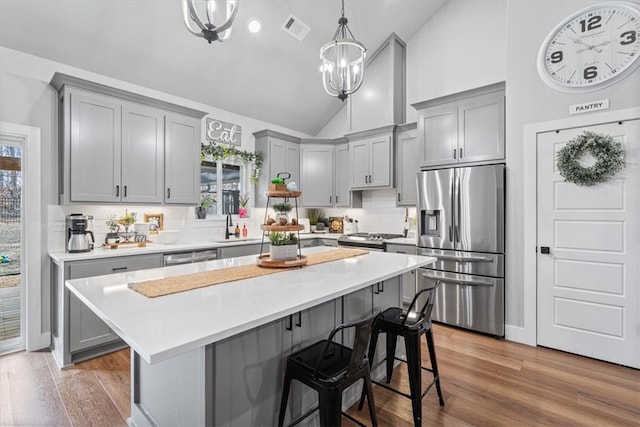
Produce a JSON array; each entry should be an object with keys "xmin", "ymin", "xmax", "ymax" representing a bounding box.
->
[{"xmin": 65, "ymin": 246, "xmax": 435, "ymax": 426}]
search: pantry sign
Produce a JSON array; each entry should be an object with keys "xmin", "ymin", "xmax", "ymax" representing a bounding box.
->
[{"xmin": 206, "ymin": 118, "xmax": 241, "ymax": 146}]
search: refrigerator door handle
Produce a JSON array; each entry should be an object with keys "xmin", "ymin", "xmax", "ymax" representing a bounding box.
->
[
  {"xmin": 450, "ymin": 173, "xmax": 455, "ymax": 243},
  {"xmin": 421, "ymin": 272, "xmax": 494, "ymax": 287},
  {"xmin": 436, "ymin": 254, "xmax": 494, "ymax": 263},
  {"xmin": 455, "ymin": 174, "xmax": 461, "ymax": 243}
]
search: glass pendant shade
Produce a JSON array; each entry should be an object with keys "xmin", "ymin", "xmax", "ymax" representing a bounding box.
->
[
  {"xmin": 182, "ymin": 0, "xmax": 239, "ymax": 43},
  {"xmin": 320, "ymin": 4, "xmax": 366, "ymax": 101}
]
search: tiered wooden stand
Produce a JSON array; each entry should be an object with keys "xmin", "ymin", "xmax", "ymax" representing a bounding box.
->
[{"xmin": 257, "ymin": 190, "xmax": 307, "ymax": 268}]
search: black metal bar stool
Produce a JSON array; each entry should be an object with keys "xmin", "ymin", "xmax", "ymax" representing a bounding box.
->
[
  {"xmin": 359, "ymin": 283, "xmax": 444, "ymax": 426},
  {"xmin": 278, "ymin": 312, "xmax": 379, "ymax": 427}
]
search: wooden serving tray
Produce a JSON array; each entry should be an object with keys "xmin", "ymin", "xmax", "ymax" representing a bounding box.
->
[
  {"xmin": 105, "ymin": 241, "xmax": 151, "ymax": 249},
  {"xmin": 261, "ymin": 224, "xmax": 304, "ymax": 232},
  {"xmin": 256, "ymin": 254, "xmax": 307, "ymax": 268},
  {"xmin": 266, "ymin": 190, "xmax": 301, "ymax": 198}
]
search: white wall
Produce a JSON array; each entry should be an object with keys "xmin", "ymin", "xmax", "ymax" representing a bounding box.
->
[
  {"xmin": 504, "ymin": 0, "xmax": 640, "ymax": 331},
  {"xmin": 406, "ymin": 0, "xmax": 507, "ymax": 122}
]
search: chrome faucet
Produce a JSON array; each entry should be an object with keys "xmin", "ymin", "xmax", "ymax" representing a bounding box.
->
[{"xmin": 225, "ymin": 213, "xmax": 232, "ymax": 239}]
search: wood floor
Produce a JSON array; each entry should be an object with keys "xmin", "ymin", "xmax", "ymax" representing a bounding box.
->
[{"xmin": 1, "ymin": 323, "xmax": 638, "ymax": 426}]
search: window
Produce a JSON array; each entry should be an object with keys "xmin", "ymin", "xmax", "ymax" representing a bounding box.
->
[{"xmin": 200, "ymin": 161, "xmax": 246, "ymax": 217}]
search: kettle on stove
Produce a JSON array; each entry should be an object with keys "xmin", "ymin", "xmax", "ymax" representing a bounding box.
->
[{"xmin": 66, "ymin": 214, "xmax": 94, "ymax": 253}]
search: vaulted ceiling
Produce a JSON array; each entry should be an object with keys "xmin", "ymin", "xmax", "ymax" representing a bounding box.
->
[{"xmin": 0, "ymin": 0, "xmax": 447, "ymax": 135}]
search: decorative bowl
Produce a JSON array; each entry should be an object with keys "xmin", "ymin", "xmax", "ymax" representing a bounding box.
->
[{"xmin": 157, "ymin": 230, "xmax": 180, "ymax": 244}]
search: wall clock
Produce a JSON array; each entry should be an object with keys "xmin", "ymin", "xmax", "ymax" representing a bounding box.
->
[{"xmin": 537, "ymin": 1, "xmax": 640, "ymax": 93}]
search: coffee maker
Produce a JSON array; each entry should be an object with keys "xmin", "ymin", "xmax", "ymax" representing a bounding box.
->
[{"xmin": 66, "ymin": 214, "xmax": 94, "ymax": 253}]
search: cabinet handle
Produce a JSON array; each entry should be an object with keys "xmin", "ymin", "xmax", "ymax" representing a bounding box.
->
[
  {"xmin": 373, "ymin": 283, "xmax": 380, "ymax": 295},
  {"xmin": 336, "ymin": 195, "xmax": 338, "ymax": 203},
  {"xmin": 364, "ymin": 175, "xmax": 368, "ymax": 184},
  {"xmin": 369, "ymin": 174, "xmax": 372, "ymax": 183},
  {"xmin": 124, "ymin": 185, "xmax": 127, "ymax": 197},
  {"xmin": 296, "ymin": 311, "xmax": 302, "ymax": 328},
  {"xmin": 453, "ymin": 149, "xmax": 457, "ymax": 159},
  {"xmin": 379, "ymin": 282, "xmax": 384, "ymax": 293},
  {"xmin": 459, "ymin": 148, "xmax": 463, "ymax": 158},
  {"xmin": 398, "ymin": 193, "xmax": 401, "ymax": 202},
  {"xmin": 329, "ymin": 195, "xmax": 332, "ymax": 204},
  {"xmin": 116, "ymin": 185, "xmax": 120, "ymax": 197},
  {"xmin": 286, "ymin": 315, "xmax": 293, "ymax": 331},
  {"xmin": 111, "ymin": 266, "xmax": 128, "ymax": 272},
  {"xmin": 167, "ymin": 188, "xmax": 171, "ymax": 199}
]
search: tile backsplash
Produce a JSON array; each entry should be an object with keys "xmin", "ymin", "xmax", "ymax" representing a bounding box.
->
[{"xmin": 48, "ymin": 189, "xmax": 416, "ymax": 252}]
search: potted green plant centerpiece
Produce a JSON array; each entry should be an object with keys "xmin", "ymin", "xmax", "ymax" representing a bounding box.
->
[
  {"xmin": 268, "ymin": 231, "xmax": 298, "ymax": 261},
  {"xmin": 197, "ymin": 194, "xmax": 215, "ymax": 219},
  {"xmin": 272, "ymin": 201, "xmax": 292, "ymax": 225},
  {"xmin": 306, "ymin": 208, "xmax": 323, "ymax": 232}
]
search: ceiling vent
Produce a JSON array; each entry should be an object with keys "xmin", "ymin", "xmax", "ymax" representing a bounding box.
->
[{"xmin": 281, "ymin": 14, "xmax": 310, "ymax": 41}]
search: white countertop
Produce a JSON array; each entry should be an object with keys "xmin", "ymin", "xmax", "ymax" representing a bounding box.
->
[
  {"xmin": 65, "ymin": 246, "xmax": 435, "ymax": 364},
  {"xmin": 50, "ymin": 233, "xmax": 340, "ymax": 263}
]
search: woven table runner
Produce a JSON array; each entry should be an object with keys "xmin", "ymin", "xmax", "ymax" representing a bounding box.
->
[{"xmin": 129, "ymin": 248, "xmax": 368, "ymax": 298}]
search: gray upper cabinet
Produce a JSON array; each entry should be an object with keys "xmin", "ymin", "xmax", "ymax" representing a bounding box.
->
[
  {"xmin": 335, "ymin": 142, "xmax": 361, "ymax": 207},
  {"xmin": 254, "ymin": 130, "xmax": 301, "ymax": 207},
  {"xmin": 458, "ymin": 92, "xmax": 505, "ymax": 163},
  {"xmin": 395, "ymin": 123, "xmax": 419, "ymax": 206},
  {"xmin": 301, "ymin": 143, "xmax": 334, "ymax": 207},
  {"xmin": 69, "ymin": 88, "xmax": 122, "ymax": 203},
  {"xmin": 413, "ymin": 83, "xmax": 505, "ymax": 168},
  {"xmin": 347, "ymin": 125, "xmax": 395, "ymax": 190},
  {"xmin": 165, "ymin": 113, "xmax": 201, "ymax": 204},
  {"xmin": 122, "ymin": 103, "xmax": 165, "ymax": 203},
  {"xmin": 52, "ymin": 73, "xmax": 206, "ymax": 205}
]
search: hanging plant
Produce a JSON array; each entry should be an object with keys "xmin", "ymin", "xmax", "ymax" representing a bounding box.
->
[
  {"xmin": 201, "ymin": 142, "xmax": 263, "ymax": 184},
  {"xmin": 556, "ymin": 131, "xmax": 625, "ymax": 186}
]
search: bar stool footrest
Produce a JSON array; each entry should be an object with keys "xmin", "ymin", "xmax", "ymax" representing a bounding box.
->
[{"xmin": 371, "ymin": 356, "xmax": 440, "ymax": 401}]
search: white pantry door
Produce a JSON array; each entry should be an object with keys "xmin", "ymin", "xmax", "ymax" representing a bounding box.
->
[{"xmin": 537, "ymin": 119, "xmax": 639, "ymax": 368}]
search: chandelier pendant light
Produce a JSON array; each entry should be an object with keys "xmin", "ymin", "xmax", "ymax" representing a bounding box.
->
[
  {"xmin": 320, "ymin": 0, "xmax": 366, "ymax": 101},
  {"xmin": 182, "ymin": 0, "xmax": 239, "ymax": 44}
]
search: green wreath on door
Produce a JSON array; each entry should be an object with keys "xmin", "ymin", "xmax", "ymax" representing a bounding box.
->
[{"xmin": 556, "ymin": 131, "xmax": 625, "ymax": 186}]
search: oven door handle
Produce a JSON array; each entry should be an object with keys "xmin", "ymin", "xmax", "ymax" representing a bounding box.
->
[
  {"xmin": 434, "ymin": 254, "xmax": 494, "ymax": 263},
  {"xmin": 421, "ymin": 272, "xmax": 494, "ymax": 287}
]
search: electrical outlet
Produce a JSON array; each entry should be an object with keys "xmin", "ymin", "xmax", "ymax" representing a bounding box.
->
[{"xmin": 52, "ymin": 222, "xmax": 65, "ymax": 232}]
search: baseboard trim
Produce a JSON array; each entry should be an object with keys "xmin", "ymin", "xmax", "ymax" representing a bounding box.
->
[{"xmin": 505, "ymin": 324, "xmax": 534, "ymax": 346}]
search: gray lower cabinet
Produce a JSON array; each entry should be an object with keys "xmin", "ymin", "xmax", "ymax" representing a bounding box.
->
[
  {"xmin": 386, "ymin": 243, "xmax": 418, "ymax": 305},
  {"xmin": 52, "ymin": 253, "xmax": 163, "ymax": 367},
  {"xmin": 213, "ymin": 299, "xmax": 339, "ymax": 426},
  {"xmin": 217, "ymin": 243, "xmax": 263, "ymax": 259},
  {"xmin": 317, "ymin": 238, "xmax": 339, "ymax": 247},
  {"xmin": 340, "ymin": 278, "xmax": 401, "ymax": 402},
  {"xmin": 371, "ymin": 277, "xmax": 402, "ymax": 365}
]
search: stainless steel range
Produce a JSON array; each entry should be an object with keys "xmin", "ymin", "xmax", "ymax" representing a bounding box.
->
[{"xmin": 337, "ymin": 233, "xmax": 404, "ymax": 251}]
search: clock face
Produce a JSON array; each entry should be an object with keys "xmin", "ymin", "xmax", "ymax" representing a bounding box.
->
[{"xmin": 537, "ymin": 1, "xmax": 640, "ymax": 92}]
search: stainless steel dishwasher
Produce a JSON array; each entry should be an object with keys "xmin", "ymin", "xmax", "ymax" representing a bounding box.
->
[{"xmin": 163, "ymin": 249, "xmax": 218, "ymax": 266}]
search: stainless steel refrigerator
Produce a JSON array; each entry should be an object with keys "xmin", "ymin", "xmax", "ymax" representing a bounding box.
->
[{"xmin": 417, "ymin": 164, "xmax": 505, "ymax": 336}]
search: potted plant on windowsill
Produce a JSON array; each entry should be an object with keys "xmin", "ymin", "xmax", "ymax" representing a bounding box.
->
[
  {"xmin": 239, "ymin": 194, "xmax": 249, "ymax": 218},
  {"xmin": 268, "ymin": 231, "xmax": 298, "ymax": 261},
  {"xmin": 197, "ymin": 194, "xmax": 215, "ymax": 219}
]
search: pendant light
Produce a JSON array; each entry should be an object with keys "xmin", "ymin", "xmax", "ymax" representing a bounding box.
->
[
  {"xmin": 320, "ymin": 0, "xmax": 366, "ymax": 101},
  {"xmin": 182, "ymin": 0, "xmax": 239, "ymax": 44}
]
